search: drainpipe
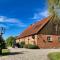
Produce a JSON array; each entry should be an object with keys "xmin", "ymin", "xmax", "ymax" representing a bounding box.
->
[{"xmin": 28, "ymin": 37, "xmax": 29, "ymax": 45}]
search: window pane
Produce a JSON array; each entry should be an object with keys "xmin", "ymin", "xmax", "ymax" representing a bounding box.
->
[
  {"xmin": 58, "ymin": 37, "xmax": 60, "ymax": 42},
  {"xmin": 47, "ymin": 36, "xmax": 52, "ymax": 42}
]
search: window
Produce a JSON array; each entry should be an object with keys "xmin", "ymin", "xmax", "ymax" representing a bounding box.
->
[
  {"xmin": 58, "ymin": 37, "xmax": 60, "ymax": 42},
  {"xmin": 32, "ymin": 35, "xmax": 35, "ymax": 39},
  {"xmin": 47, "ymin": 36, "xmax": 52, "ymax": 42}
]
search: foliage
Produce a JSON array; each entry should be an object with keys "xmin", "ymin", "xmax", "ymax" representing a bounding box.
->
[
  {"xmin": 48, "ymin": 0, "xmax": 60, "ymax": 17},
  {"xmin": 19, "ymin": 41, "xmax": 25, "ymax": 48},
  {"xmin": 1, "ymin": 40, "xmax": 6, "ymax": 49},
  {"xmin": 6, "ymin": 36, "xmax": 16, "ymax": 47},
  {"xmin": 16, "ymin": 43, "xmax": 21, "ymax": 48},
  {"xmin": 48, "ymin": 52, "xmax": 60, "ymax": 60},
  {"xmin": 2, "ymin": 49, "xmax": 10, "ymax": 54},
  {"xmin": 2, "ymin": 49, "xmax": 10, "ymax": 55},
  {"xmin": 28, "ymin": 44, "xmax": 39, "ymax": 49},
  {"xmin": 0, "ymin": 36, "xmax": 6, "ymax": 49},
  {"xmin": 24, "ymin": 44, "xmax": 28, "ymax": 48}
]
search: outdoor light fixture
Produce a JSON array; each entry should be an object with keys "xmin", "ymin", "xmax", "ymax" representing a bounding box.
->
[{"xmin": 0, "ymin": 27, "xmax": 5, "ymax": 36}]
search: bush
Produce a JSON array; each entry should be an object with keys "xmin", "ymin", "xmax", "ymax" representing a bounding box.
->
[
  {"xmin": 2, "ymin": 49, "xmax": 10, "ymax": 54},
  {"xmin": 16, "ymin": 43, "xmax": 21, "ymax": 48},
  {"xmin": 28, "ymin": 44, "xmax": 39, "ymax": 49},
  {"xmin": 24, "ymin": 44, "xmax": 28, "ymax": 48},
  {"xmin": 2, "ymin": 49, "xmax": 10, "ymax": 55},
  {"xmin": 1, "ymin": 42, "xmax": 6, "ymax": 49},
  {"xmin": 6, "ymin": 36, "xmax": 16, "ymax": 47},
  {"xmin": 0, "ymin": 39, "xmax": 6, "ymax": 49},
  {"xmin": 20, "ymin": 41, "xmax": 25, "ymax": 48}
]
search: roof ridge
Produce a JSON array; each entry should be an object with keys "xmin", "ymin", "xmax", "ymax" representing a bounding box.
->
[
  {"xmin": 37, "ymin": 16, "xmax": 53, "ymax": 34},
  {"xmin": 17, "ymin": 16, "xmax": 53, "ymax": 39},
  {"xmin": 33, "ymin": 16, "xmax": 52, "ymax": 34}
]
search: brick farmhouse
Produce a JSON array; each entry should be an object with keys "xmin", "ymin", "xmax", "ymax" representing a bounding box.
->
[{"xmin": 16, "ymin": 15, "xmax": 60, "ymax": 48}]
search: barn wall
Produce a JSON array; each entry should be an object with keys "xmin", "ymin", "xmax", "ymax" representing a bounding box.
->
[
  {"xmin": 16, "ymin": 39, "xmax": 20, "ymax": 43},
  {"xmin": 39, "ymin": 17, "xmax": 60, "ymax": 35},
  {"xmin": 37, "ymin": 34, "xmax": 60, "ymax": 48},
  {"xmin": 16, "ymin": 35, "xmax": 38, "ymax": 45}
]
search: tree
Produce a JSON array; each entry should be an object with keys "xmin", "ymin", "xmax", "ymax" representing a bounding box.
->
[
  {"xmin": 0, "ymin": 36, "xmax": 6, "ymax": 54},
  {"xmin": 48, "ymin": 0, "xmax": 60, "ymax": 17},
  {"xmin": 1, "ymin": 38, "xmax": 6, "ymax": 49},
  {"xmin": 0, "ymin": 27, "xmax": 5, "ymax": 54},
  {"xmin": 6, "ymin": 36, "xmax": 16, "ymax": 47}
]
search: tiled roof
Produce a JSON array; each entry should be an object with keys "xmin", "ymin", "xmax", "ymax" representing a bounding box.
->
[{"xmin": 17, "ymin": 16, "xmax": 52, "ymax": 39}]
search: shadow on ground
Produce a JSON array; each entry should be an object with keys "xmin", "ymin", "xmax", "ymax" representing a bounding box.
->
[{"xmin": 2, "ymin": 52, "xmax": 24, "ymax": 56}]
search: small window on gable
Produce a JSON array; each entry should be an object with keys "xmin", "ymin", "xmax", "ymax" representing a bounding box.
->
[
  {"xmin": 47, "ymin": 36, "xmax": 52, "ymax": 42},
  {"xmin": 32, "ymin": 35, "xmax": 35, "ymax": 39},
  {"xmin": 58, "ymin": 37, "xmax": 60, "ymax": 42}
]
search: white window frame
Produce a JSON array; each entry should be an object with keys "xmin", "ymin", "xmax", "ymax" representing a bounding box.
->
[{"xmin": 47, "ymin": 36, "xmax": 52, "ymax": 42}]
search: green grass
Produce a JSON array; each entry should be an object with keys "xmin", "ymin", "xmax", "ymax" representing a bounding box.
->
[
  {"xmin": 48, "ymin": 52, "xmax": 60, "ymax": 60},
  {"xmin": 2, "ymin": 49, "xmax": 10, "ymax": 55}
]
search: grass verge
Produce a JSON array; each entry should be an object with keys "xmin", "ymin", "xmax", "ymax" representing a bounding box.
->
[
  {"xmin": 2, "ymin": 49, "xmax": 10, "ymax": 55},
  {"xmin": 48, "ymin": 52, "xmax": 60, "ymax": 60}
]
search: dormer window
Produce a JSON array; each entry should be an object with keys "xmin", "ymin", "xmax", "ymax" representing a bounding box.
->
[{"xmin": 58, "ymin": 37, "xmax": 60, "ymax": 42}]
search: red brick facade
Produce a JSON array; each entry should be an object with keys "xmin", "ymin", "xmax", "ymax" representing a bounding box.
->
[
  {"xmin": 16, "ymin": 16, "xmax": 60, "ymax": 48},
  {"xmin": 37, "ymin": 34, "xmax": 60, "ymax": 48}
]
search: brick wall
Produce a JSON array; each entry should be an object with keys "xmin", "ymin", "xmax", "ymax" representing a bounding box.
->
[
  {"xmin": 16, "ymin": 34, "xmax": 60, "ymax": 48},
  {"xmin": 37, "ymin": 34, "xmax": 60, "ymax": 48}
]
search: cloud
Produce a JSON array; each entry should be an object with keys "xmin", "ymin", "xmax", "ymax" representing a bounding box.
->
[
  {"xmin": 32, "ymin": 10, "xmax": 49, "ymax": 20},
  {"xmin": 0, "ymin": 16, "xmax": 26, "ymax": 28},
  {"xmin": 0, "ymin": 16, "xmax": 19, "ymax": 23},
  {"xmin": 40, "ymin": 10, "xmax": 49, "ymax": 17}
]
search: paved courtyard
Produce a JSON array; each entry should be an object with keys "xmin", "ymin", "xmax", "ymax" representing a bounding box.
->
[{"xmin": 1, "ymin": 48, "xmax": 60, "ymax": 60}]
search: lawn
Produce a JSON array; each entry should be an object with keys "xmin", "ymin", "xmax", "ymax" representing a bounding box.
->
[
  {"xmin": 48, "ymin": 52, "xmax": 60, "ymax": 60},
  {"xmin": 2, "ymin": 49, "xmax": 10, "ymax": 55}
]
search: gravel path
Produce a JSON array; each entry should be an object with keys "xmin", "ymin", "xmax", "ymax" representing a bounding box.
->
[{"xmin": 1, "ymin": 48, "xmax": 60, "ymax": 60}]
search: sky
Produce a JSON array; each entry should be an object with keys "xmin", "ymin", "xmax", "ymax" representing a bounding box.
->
[{"xmin": 0, "ymin": 0, "xmax": 49, "ymax": 39}]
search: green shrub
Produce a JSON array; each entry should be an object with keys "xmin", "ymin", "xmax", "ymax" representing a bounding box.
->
[
  {"xmin": 2, "ymin": 49, "xmax": 10, "ymax": 55},
  {"xmin": 16, "ymin": 43, "xmax": 21, "ymax": 48},
  {"xmin": 24, "ymin": 44, "xmax": 28, "ymax": 48},
  {"xmin": 1, "ymin": 42, "xmax": 6, "ymax": 49},
  {"xmin": 2, "ymin": 49, "xmax": 10, "ymax": 53},
  {"xmin": 6, "ymin": 36, "xmax": 16, "ymax": 47},
  {"xmin": 0, "ymin": 40, "xmax": 6, "ymax": 49},
  {"xmin": 0, "ymin": 37, "xmax": 7, "ymax": 49},
  {"xmin": 20, "ymin": 41, "xmax": 25, "ymax": 48},
  {"xmin": 28, "ymin": 44, "xmax": 39, "ymax": 49}
]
